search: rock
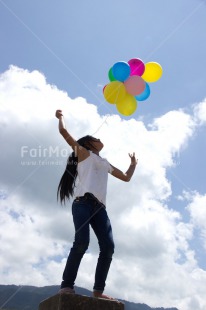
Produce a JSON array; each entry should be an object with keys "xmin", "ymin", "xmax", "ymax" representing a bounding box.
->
[{"xmin": 39, "ymin": 293, "xmax": 124, "ymax": 310}]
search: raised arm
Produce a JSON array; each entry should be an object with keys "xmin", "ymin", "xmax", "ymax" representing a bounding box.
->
[
  {"xmin": 55, "ymin": 110, "xmax": 89, "ymax": 161},
  {"xmin": 110, "ymin": 152, "xmax": 137, "ymax": 182}
]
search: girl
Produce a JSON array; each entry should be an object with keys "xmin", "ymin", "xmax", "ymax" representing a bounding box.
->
[{"xmin": 56, "ymin": 109, "xmax": 137, "ymax": 300}]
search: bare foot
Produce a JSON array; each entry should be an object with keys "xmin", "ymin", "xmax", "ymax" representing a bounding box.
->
[{"xmin": 93, "ymin": 291, "xmax": 120, "ymax": 303}]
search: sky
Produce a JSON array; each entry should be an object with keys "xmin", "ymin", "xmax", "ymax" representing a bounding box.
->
[{"xmin": 0, "ymin": 1, "xmax": 206, "ymax": 310}]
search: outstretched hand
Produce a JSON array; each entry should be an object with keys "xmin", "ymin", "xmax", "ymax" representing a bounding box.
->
[
  {"xmin": 55, "ymin": 109, "xmax": 63, "ymax": 119},
  {"xmin": 129, "ymin": 152, "xmax": 138, "ymax": 166}
]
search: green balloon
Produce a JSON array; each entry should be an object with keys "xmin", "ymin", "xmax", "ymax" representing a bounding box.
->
[{"xmin": 108, "ymin": 67, "xmax": 116, "ymax": 81}]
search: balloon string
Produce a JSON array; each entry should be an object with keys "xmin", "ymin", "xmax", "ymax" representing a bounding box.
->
[
  {"xmin": 0, "ymin": 285, "xmax": 23, "ymax": 308},
  {"xmin": 92, "ymin": 82, "xmax": 126, "ymax": 136},
  {"xmin": 92, "ymin": 85, "xmax": 121, "ymax": 135}
]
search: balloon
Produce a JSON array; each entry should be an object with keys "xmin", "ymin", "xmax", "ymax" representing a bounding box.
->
[
  {"xmin": 142, "ymin": 62, "xmax": 163, "ymax": 83},
  {"xmin": 124, "ymin": 75, "xmax": 146, "ymax": 96},
  {"xmin": 128, "ymin": 58, "xmax": 145, "ymax": 76},
  {"xmin": 112, "ymin": 61, "xmax": 131, "ymax": 82},
  {"xmin": 116, "ymin": 93, "xmax": 137, "ymax": 116},
  {"xmin": 103, "ymin": 57, "xmax": 162, "ymax": 116},
  {"xmin": 108, "ymin": 67, "xmax": 116, "ymax": 81},
  {"xmin": 103, "ymin": 84, "xmax": 107, "ymax": 93},
  {"xmin": 103, "ymin": 81, "xmax": 126, "ymax": 104},
  {"xmin": 135, "ymin": 83, "xmax": 150, "ymax": 101}
]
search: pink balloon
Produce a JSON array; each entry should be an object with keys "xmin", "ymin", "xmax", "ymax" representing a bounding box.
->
[
  {"xmin": 124, "ymin": 76, "xmax": 146, "ymax": 96},
  {"xmin": 128, "ymin": 58, "xmax": 145, "ymax": 76}
]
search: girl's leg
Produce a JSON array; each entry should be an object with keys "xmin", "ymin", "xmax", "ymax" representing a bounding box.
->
[
  {"xmin": 90, "ymin": 205, "xmax": 115, "ymax": 293},
  {"xmin": 61, "ymin": 199, "xmax": 91, "ymax": 289}
]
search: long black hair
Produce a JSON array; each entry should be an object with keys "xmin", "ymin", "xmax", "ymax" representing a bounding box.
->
[{"xmin": 57, "ymin": 135, "xmax": 97, "ymax": 204}]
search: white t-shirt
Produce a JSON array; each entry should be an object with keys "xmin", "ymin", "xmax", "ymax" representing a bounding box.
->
[{"xmin": 74, "ymin": 151, "xmax": 114, "ymax": 206}]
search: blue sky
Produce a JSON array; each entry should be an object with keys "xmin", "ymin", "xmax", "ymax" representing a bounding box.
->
[
  {"xmin": 1, "ymin": 1, "xmax": 206, "ymax": 309},
  {"xmin": 1, "ymin": 0, "xmax": 206, "ymax": 113}
]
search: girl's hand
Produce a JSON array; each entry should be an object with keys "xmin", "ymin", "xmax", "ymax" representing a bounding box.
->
[
  {"xmin": 55, "ymin": 110, "xmax": 63, "ymax": 119},
  {"xmin": 129, "ymin": 152, "xmax": 138, "ymax": 166}
]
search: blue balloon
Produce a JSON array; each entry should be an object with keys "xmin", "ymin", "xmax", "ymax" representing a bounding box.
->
[
  {"xmin": 112, "ymin": 61, "xmax": 130, "ymax": 82},
  {"xmin": 135, "ymin": 82, "xmax": 150, "ymax": 101}
]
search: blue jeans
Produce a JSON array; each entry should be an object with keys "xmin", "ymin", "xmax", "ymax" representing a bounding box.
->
[{"xmin": 61, "ymin": 193, "xmax": 115, "ymax": 292}]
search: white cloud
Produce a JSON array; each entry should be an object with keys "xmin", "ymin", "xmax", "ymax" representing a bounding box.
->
[
  {"xmin": 187, "ymin": 192, "xmax": 206, "ymax": 227},
  {"xmin": 1, "ymin": 66, "xmax": 206, "ymax": 310},
  {"xmin": 185, "ymin": 191, "xmax": 206, "ymax": 250},
  {"xmin": 194, "ymin": 98, "xmax": 206, "ymax": 125}
]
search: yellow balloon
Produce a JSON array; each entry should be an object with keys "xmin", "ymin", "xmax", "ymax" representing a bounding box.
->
[
  {"xmin": 142, "ymin": 62, "xmax": 163, "ymax": 83},
  {"xmin": 116, "ymin": 93, "xmax": 137, "ymax": 116},
  {"xmin": 104, "ymin": 81, "xmax": 126, "ymax": 104}
]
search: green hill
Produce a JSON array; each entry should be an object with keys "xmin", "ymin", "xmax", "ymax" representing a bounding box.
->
[{"xmin": 0, "ymin": 285, "xmax": 178, "ymax": 310}]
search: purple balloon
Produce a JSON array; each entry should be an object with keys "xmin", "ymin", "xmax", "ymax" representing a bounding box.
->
[{"xmin": 128, "ymin": 58, "xmax": 145, "ymax": 76}]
